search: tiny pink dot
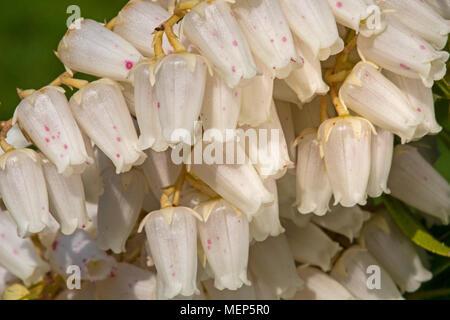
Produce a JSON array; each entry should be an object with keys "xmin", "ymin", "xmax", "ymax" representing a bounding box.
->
[
  {"xmin": 82, "ymin": 225, "xmax": 86, "ymax": 229},
  {"xmin": 42, "ymin": 207, "xmax": 45, "ymax": 210},
  {"xmin": 400, "ymin": 63, "xmax": 411, "ymax": 70},
  {"xmin": 172, "ymin": 272, "xmax": 176, "ymax": 277},
  {"xmin": 270, "ymin": 39, "xmax": 274, "ymax": 43},
  {"xmin": 207, "ymin": 239, "xmax": 212, "ymax": 245},
  {"xmin": 125, "ymin": 60, "xmax": 134, "ymax": 70},
  {"xmin": 157, "ymin": 102, "xmax": 161, "ymax": 109},
  {"xmin": 52, "ymin": 136, "xmax": 55, "ymax": 140},
  {"xmin": 113, "ymin": 126, "xmax": 117, "ymax": 130},
  {"xmin": 232, "ymin": 66, "xmax": 236, "ymax": 73},
  {"xmin": 207, "ymin": 246, "xmax": 211, "ymax": 250},
  {"xmin": 417, "ymin": 107, "xmax": 422, "ymax": 112},
  {"xmin": 13, "ymin": 249, "xmax": 19, "ymax": 255},
  {"xmin": 116, "ymin": 154, "xmax": 121, "ymax": 158},
  {"xmin": 64, "ymin": 144, "xmax": 68, "ymax": 150},
  {"xmin": 44, "ymin": 125, "xmax": 50, "ymax": 132},
  {"xmin": 337, "ymin": 1, "xmax": 343, "ymax": 8},
  {"xmin": 45, "ymin": 138, "xmax": 50, "ymax": 143},
  {"xmin": 234, "ymin": 92, "xmax": 238, "ymax": 97},
  {"xmin": 420, "ymin": 45, "xmax": 426, "ymax": 50},
  {"xmin": 232, "ymin": 40, "xmax": 238, "ymax": 47},
  {"xmin": 117, "ymin": 137, "xmax": 121, "ymax": 142},
  {"xmin": 282, "ymin": 36, "xmax": 287, "ymax": 42}
]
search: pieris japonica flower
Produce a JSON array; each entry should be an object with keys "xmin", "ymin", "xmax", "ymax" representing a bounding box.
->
[
  {"xmin": 318, "ymin": 116, "xmax": 374, "ymax": 207},
  {"xmin": 0, "ymin": 149, "xmax": 53, "ymax": 237},
  {"xmin": 139, "ymin": 207, "xmax": 202, "ymax": 299},
  {"xmin": 134, "ymin": 62, "xmax": 169, "ymax": 152},
  {"xmin": 360, "ymin": 212, "xmax": 432, "ymax": 293},
  {"xmin": 182, "ymin": 0, "xmax": 257, "ymax": 88},
  {"xmin": 367, "ymin": 127, "xmax": 394, "ymax": 198},
  {"xmin": 195, "ymin": 199, "xmax": 251, "ymax": 290},
  {"xmin": 0, "ymin": 211, "xmax": 50, "ymax": 286},
  {"xmin": 295, "ymin": 128, "xmax": 333, "ymax": 216},
  {"xmin": 383, "ymin": 70, "xmax": 442, "ymax": 139},
  {"xmin": 425, "ymin": 0, "xmax": 450, "ymax": 19},
  {"xmin": 292, "ymin": 266, "xmax": 355, "ymax": 300},
  {"xmin": 279, "ymin": 0, "xmax": 344, "ymax": 61},
  {"xmin": 113, "ymin": 0, "xmax": 172, "ymax": 57},
  {"xmin": 41, "ymin": 156, "xmax": 89, "ymax": 236},
  {"xmin": 328, "ymin": 0, "xmax": 385, "ymax": 37},
  {"xmin": 69, "ymin": 79, "xmax": 146, "ymax": 174},
  {"xmin": 312, "ymin": 205, "xmax": 371, "ymax": 241},
  {"xmin": 388, "ymin": 145, "xmax": 450, "ymax": 224},
  {"xmin": 232, "ymin": 0, "xmax": 301, "ymax": 79},
  {"xmin": 14, "ymin": 86, "xmax": 92, "ymax": 176},
  {"xmin": 239, "ymin": 58, "xmax": 274, "ymax": 127},
  {"xmin": 189, "ymin": 144, "xmax": 274, "ymax": 219},
  {"xmin": 249, "ymin": 234, "xmax": 303, "ymax": 299},
  {"xmin": 285, "ymin": 221, "xmax": 342, "ymax": 272},
  {"xmin": 357, "ymin": 17, "xmax": 449, "ymax": 88},
  {"xmin": 330, "ymin": 247, "xmax": 404, "ymax": 300},
  {"xmin": 49, "ymin": 230, "xmax": 116, "ymax": 281},
  {"xmin": 285, "ymin": 37, "xmax": 330, "ymax": 104},
  {"xmin": 97, "ymin": 168, "xmax": 147, "ymax": 254},
  {"xmin": 154, "ymin": 53, "xmax": 207, "ymax": 145},
  {"xmin": 201, "ymin": 73, "xmax": 242, "ymax": 142},
  {"xmin": 57, "ymin": 19, "xmax": 142, "ymax": 82},
  {"xmin": 96, "ymin": 263, "xmax": 157, "ymax": 300},
  {"xmin": 240, "ymin": 101, "xmax": 294, "ymax": 179},
  {"xmin": 377, "ymin": 0, "xmax": 450, "ymax": 50},
  {"xmin": 340, "ymin": 62, "xmax": 422, "ymax": 143},
  {"xmin": 249, "ymin": 179, "xmax": 285, "ymax": 242}
]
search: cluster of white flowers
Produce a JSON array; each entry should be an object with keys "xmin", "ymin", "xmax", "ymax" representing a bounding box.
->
[{"xmin": 0, "ymin": 0, "xmax": 449, "ymax": 300}]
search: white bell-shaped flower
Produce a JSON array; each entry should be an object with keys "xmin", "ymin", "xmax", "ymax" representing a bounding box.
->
[
  {"xmin": 14, "ymin": 86, "xmax": 92, "ymax": 176},
  {"xmin": 291, "ymin": 266, "xmax": 355, "ymax": 300},
  {"xmin": 357, "ymin": 17, "xmax": 449, "ymax": 88},
  {"xmin": 239, "ymin": 57, "xmax": 274, "ymax": 127},
  {"xmin": 425, "ymin": 0, "xmax": 450, "ymax": 19},
  {"xmin": 328, "ymin": 0, "xmax": 385, "ymax": 37},
  {"xmin": 189, "ymin": 143, "xmax": 274, "ymax": 219},
  {"xmin": 96, "ymin": 263, "xmax": 157, "ymax": 300},
  {"xmin": 0, "ymin": 211, "xmax": 50, "ymax": 286},
  {"xmin": 139, "ymin": 207, "xmax": 201, "ymax": 299},
  {"xmin": 97, "ymin": 168, "xmax": 147, "ymax": 254},
  {"xmin": 383, "ymin": 70, "xmax": 442, "ymax": 139},
  {"xmin": 312, "ymin": 205, "xmax": 371, "ymax": 241},
  {"xmin": 57, "ymin": 19, "xmax": 142, "ymax": 81},
  {"xmin": 330, "ymin": 247, "xmax": 404, "ymax": 300},
  {"xmin": 378, "ymin": 0, "xmax": 450, "ymax": 50},
  {"xmin": 295, "ymin": 128, "xmax": 333, "ymax": 216},
  {"xmin": 48, "ymin": 230, "xmax": 116, "ymax": 281},
  {"xmin": 388, "ymin": 145, "xmax": 450, "ymax": 225},
  {"xmin": 339, "ymin": 62, "xmax": 422, "ymax": 143},
  {"xmin": 367, "ymin": 127, "xmax": 394, "ymax": 198},
  {"xmin": 249, "ymin": 234, "xmax": 304, "ymax": 299},
  {"xmin": 69, "ymin": 79, "xmax": 146, "ymax": 174},
  {"xmin": 154, "ymin": 53, "xmax": 207, "ymax": 145},
  {"xmin": 201, "ymin": 73, "xmax": 242, "ymax": 142},
  {"xmin": 318, "ymin": 116, "xmax": 373, "ymax": 207},
  {"xmin": 279, "ymin": 0, "xmax": 344, "ymax": 61},
  {"xmin": 285, "ymin": 221, "xmax": 342, "ymax": 272},
  {"xmin": 360, "ymin": 212, "xmax": 433, "ymax": 293},
  {"xmin": 0, "ymin": 149, "xmax": 53, "ymax": 237},
  {"xmin": 285, "ymin": 37, "xmax": 329, "ymax": 104},
  {"xmin": 41, "ymin": 156, "xmax": 89, "ymax": 235},
  {"xmin": 182, "ymin": 0, "xmax": 257, "ymax": 88},
  {"xmin": 134, "ymin": 62, "xmax": 169, "ymax": 152},
  {"xmin": 232, "ymin": 0, "xmax": 301, "ymax": 78},
  {"xmin": 195, "ymin": 199, "xmax": 250, "ymax": 291},
  {"xmin": 250, "ymin": 179, "xmax": 285, "ymax": 242},
  {"xmin": 113, "ymin": 0, "xmax": 172, "ymax": 57}
]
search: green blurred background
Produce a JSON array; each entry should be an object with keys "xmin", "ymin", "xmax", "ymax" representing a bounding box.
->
[{"xmin": 0, "ymin": 0, "xmax": 128, "ymax": 120}]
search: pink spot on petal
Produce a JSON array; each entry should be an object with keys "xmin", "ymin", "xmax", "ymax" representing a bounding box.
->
[
  {"xmin": 270, "ymin": 39, "xmax": 274, "ymax": 43},
  {"xmin": 113, "ymin": 126, "xmax": 117, "ymax": 130},
  {"xmin": 44, "ymin": 125, "xmax": 50, "ymax": 132},
  {"xmin": 157, "ymin": 102, "xmax": 161, "ymax": 109},
  {"xmin": 282, "ymin": 36, "xmax": 287, "ymax": 42},
  {"xmin": 400, "ymin": 63, "xmax": 411, "ymax": 70},
  {"xmin": 45, "ymin": 138, "xmax": 50, "ymax": 143},
  {"xmin": 125, "ymin": 61, "xmax": 134, "ymax": 70},
  {"xmin": 172, "ymin": 272, "xmax": 176, "ymax": 277},
  {"xmin": 207, "ymin": 246, "xmax": 211, "ymax": 250},
  {"xmin": 232, "ymin": 40, "xmax": 238, "ymax": 47},
  {"xmin": 64, "ymin": 144, "xmax": 68, "ymax": 150},
  {"xmin": 116, "ymin": 137, "xmax": 121, "ymax": 142},
  {"xmin": 207, "ymin": 239, "xmax": 212, "ymax": 245},
  {"xmin": 52, "ymin": 241, "xmax": 59, "ymax": 251},
  {"xmin": 13, "ymin": 249, "xmax": 19, "ymax": 255},
  {"xmin": 116, "ymin": 154, "xmax": 121, "ymax": 158},
  {"xmin": 417, "ymin": 107, "xmax": 422, "ymax": 112},
  {"xmin": 337, "ymin": 1, "xmax": 343, "ymax": 8},
  {"xmin": 232, "ymin": 66, "xmax": 236, "ymax": 73},
  {"xmin": 52, "ymin": 136, "xmax": 56, "ymax": 140},
  {"xmin": 420, "ymin": 45, "xmax": 426, "ymax": 50}
]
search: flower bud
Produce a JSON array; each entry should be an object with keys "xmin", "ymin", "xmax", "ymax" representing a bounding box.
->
[
  {"xmin": 339, "ymin": 62, "xmax": 421, "ymax": 143},
  {"xmin": 196, "ymin": 199, "xmax": 250, "ymax": 290},
  {"xmin": 139, "ymin": 207, "xmax": 201, "ymax": 299},
  {"xmin": 357, "ymin": 17, "xmax": 449, "ymax": 88},
  {"xmin": 296, "ymin": 128, "xmax": 333, "ymax": 216},
  {"xmin": 57, "ymin": 19, "xmax": 142, "ymax": 81},
  {"xmin": 285, "ymin": 221, "xmax": 342, "ymax": 272},
  {"xmin": 182, "ymin": 0, "xmax": 257, "ymax": 88},
  {"xmin": 14, "ymin": 86, "xmax": 92, "ymax": 176},
  {"xmin": 0, "ymin": 211, "xmax": 50, "ymax": 286},
  {"xmin": 155, "ymin": 53, "xmax": 207, "ymax": 145},
  {"xmin": 360, "ymin": 212, "xmax": 432, "ymax": 293},
  {"xmin": 70, "ymin": 79, "xmax": 146, "ymax": 174},
  {"xmin": 318, "ymin": 116, "xmax": 373, "ymax": 207},
  {"xmin": 41, "ymin": 156, "xmax": 89, "ymax": 235},
  {"xmin": 330, "ymin": 247, "xmax": 404, "ymax": 300},
  {"xmin": 0, "ymin": 149, "xmax": 53, "ymax": 237},
  {"xmin": 367, "ymin": 127, "xmax": 394, "ymax": 198},
  {"xmin": 279, "ymin": 0, "xmax": 344, "ymax": 61},
  {"xmin": 97, "ymin": 168, "xmax": 147, "ymax": 254},
  {"xmin": 388, "ymin": 145, "xmax": 450, "ymax": 224},
  {"xmin": 232, "ymin": 0, "xmax": 301, "ymax": 78},
  {"xmin": 249, "ymin": 234, "xmax": 303, "ymax": 299}
]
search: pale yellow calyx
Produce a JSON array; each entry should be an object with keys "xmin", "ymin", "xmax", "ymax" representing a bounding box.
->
[
  {"xmin": 0, "ymin": 148, "xmax": 40, "ymax": 170},
  {"xmin": 3, "ymin": 284, "xmax": 30, "ymax": 300}
]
